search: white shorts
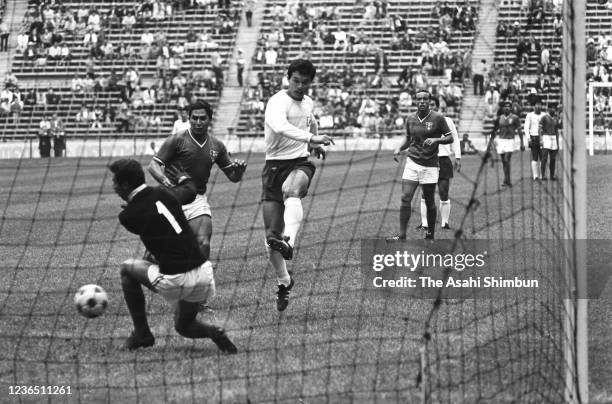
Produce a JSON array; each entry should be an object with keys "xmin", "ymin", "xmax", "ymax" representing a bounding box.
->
[
  {"xmin": 542, "ymin": 135, "xmax": 558, "ymax": 150},
  {"xmin": 495, "ymin": 138, "xmax": 516, "ymax": 154},
  {"xmin": 402, "ymin": 157, "xmax": 439, "ymax": 184},
  {"xmin": 148, "ymin": 261, "xmax": 215, "ymax": 307},
  {"xmin": 182, "ymin": 193, "xmax": 211, "ymax": 220}
]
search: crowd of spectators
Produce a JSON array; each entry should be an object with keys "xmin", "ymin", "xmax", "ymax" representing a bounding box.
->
[
  {"xmin": 479, "ymin": 0, "xmax": 565, "ymax": 120},
  {"xmin": 244, "ymin": 0, "xmax": 477, "ymax": 136},
  {"xmin": 243, "ymin": 64, "xmax": 464, "ymax": 137},
  {"xmin": 0, "ymin": 72, "xmax": 24, "ymax": 123},
  {"xmin": 10, "ymin": 0, "xmax": 239, "ymax": 133}
]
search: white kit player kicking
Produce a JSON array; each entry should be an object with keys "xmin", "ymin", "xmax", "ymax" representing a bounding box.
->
[{"xmin": 262, "ymin": 59, "xmax": 334, "ymax": 311}]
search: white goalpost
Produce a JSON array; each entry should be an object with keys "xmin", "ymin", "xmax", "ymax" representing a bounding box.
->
[
  {"xmin": 587, "ymin": 81, "xmax": 612, "ymax": 156},
  {"xmin": 562, "ymin": 0, "xmax": 588, "ymax": 402}
]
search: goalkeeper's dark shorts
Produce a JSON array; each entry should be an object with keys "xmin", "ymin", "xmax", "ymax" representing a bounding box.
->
[{"xmin": 261, "ymin": 157, "xmax": 316, "ymax": 203}]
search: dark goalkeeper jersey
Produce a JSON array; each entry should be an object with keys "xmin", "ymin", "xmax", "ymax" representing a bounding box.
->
[
  {"xmin": 405, "ymin": 111, "xmax": 451, "ymax": 167},
  {"xmin": 118, "ymin": 181, "xmax": 205, "ymax": 275}
]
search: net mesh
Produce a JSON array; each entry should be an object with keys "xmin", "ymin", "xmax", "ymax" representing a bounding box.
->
[{"xmin": 1, "ymin": 0, "xmax": 588, "ymax": 402}]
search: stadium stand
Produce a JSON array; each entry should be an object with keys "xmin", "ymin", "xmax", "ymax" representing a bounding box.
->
[
  {"xmin": 586, "ymin": 0, "xmax": 612, "ymax": 137},
  {"xmin": 0, "ymin": 0, "xmax": 241, "ymax": 139},
  {"xmin": 482, "ymin": 0, "xmax": 563, "ymax": 136},
  {"xmin": 235, "ymin": 0, "xmax": 478, "ymax": 137}
]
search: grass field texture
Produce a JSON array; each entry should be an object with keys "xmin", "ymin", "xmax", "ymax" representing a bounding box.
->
[{"xmin": 0, "ymin": 150, "xmax": 610, "ymax": 403}]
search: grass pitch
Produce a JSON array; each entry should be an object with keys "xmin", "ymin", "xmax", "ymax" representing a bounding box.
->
[{"xmin": 0, "ymin": 150, "xmax": 610, "ymax": 403}]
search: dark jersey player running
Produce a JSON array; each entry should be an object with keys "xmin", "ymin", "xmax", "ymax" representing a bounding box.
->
[
  {"xmin": 110, "ymin": 159, "xmax": 237, "ymax": 353},
  {"xmin": 393, "ymin": 90, "xmax": 453, "ymax": 240},
  {"xmin": 148, "ymin": 99, "xmax": 246, "ymax": 262}
]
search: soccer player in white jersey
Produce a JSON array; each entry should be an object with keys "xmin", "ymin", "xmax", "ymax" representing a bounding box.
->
[
  {"xmin": 418, "ymin": 98, "xmax": 461, "ymax": 231},
  {"xmin": 262, "ymin": 59, "xmax": 334, "ymax": 311},
  {"xmin": 524, "ymin": 100, "xmax": 545, "ymax": 180}
]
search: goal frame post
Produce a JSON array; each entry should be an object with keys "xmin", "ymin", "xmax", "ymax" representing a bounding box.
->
[{"xmin": 562, "ymin": 0, "xmax": 588, "ymax": 402}]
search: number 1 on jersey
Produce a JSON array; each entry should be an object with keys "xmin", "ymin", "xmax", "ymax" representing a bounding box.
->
[{"xmin": 155, "ymin": 201, "xmax": 182, "ymax": 234}]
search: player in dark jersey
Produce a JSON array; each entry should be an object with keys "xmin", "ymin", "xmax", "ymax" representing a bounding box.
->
[
  {"xmin": 392, "ymin": 90, "xmax": 453, "ymax": 240},
  {"xmin": 490, "ymin": 101, "xmax": 523, "ymax": 187},
  {"xmin": 538, "ymin": 103, "xmax": 560, "ymax": 180},
  {"xmin": 110, "ymin": 159, "xmax": 237, "ymax": 353},
  {"xmin": 148, "ymin": 99, "xmax": 246, "ymax": 262}
]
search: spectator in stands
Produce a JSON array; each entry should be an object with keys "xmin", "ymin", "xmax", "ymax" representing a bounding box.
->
[
  {"xmin": 535, "ymin": 74, "xmax": 551, "ymax": 94},
  {"xmin": 50, "ymin": 114, "xmax": 66, "ymax": 157},
  {"xmin": 116, "ymin": 105, "xmax": 132, "ymax": 132},
  {"xmin": 473, "ymin": 59, "xmax": 487, "ymax": 96},
  {"xmin": 461, "ymin": 133, "xmax": 477, "ymax": 154},
  {"xmin": 497, "ymin": 20, "xmax": 508, "ymax": 37},
  {"xmin": 99, "ymin": 102, "xmax": 115, "ymax": 125},
  {"xmin": 122, "ymin": 11, "xmax": 136, "ymax": 32},
  {"xmin": 236, "ymin": 49, "xmax": 245, "ymax": 86},
  {"xmin": 46, "ymin": 88, "xmax": 61, "ymax": 105},
  {"xmin": 172, "ymin": 108, "xmax": 190, "ymax": 134},
  {"xmin": 0, "ymin": 22, "xmax": 8, "ymax": 52},
  {"xmin": 245, "ymin": 0, "xmax": 255, "ymax": 27},
  {"xmin": 594, "ymin": 111, "xmax": 606, "ymax": 134},
  {"xmin": 38, "ymin": 116, "xmax": 52, "ymax": 157}
]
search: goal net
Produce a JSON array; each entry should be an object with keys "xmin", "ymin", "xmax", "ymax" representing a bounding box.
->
[{"xmin": 0, "ymin": 2, "xmax": 589, "ymax": 404}]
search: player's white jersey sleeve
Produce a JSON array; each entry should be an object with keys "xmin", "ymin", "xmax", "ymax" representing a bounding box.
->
[
  {"xmin": 524, "ymin": 112, "xmax": 542, "ymax": 137},
  {"xmin": 438, "ymin": 116, "xmax": 460, "ymax": 157},
  {"xmin": 264, "ymin": 90, "xmax": 314, "ymax": 160}
]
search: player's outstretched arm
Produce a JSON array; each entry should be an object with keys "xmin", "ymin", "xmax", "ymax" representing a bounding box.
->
[
  {"xmin": 309, "ymin": 134, "xmax": 335, "ymax": 145},
  {"xmin": 148, "ymin": 158, "xmax": 174, "ymax": 187},
  {"xmin": 164, "ymin": 164, "xmax": 197, "ymax": 205},
  {"xmin": 221, "ymin": 159, "xmax": 247, "ymax": 182}
]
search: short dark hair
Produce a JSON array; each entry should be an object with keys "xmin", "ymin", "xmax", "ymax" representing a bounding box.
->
[
  {"xmin": 287, "ymin": 59, "xmax": 317, "ymax": 80},
  {"xmin": 186, "ymin": 99, "xmax": 213, "ymax": 119},
  {"xmin": 109, "ymin": 159, "xmax": 145, "ymax": 188}
]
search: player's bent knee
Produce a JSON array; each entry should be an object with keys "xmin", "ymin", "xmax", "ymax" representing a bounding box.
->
[
  {"xmin": 401, "ymin": 193, "xmax": 413, "ymax": 205},
  {"xmin": 120, "ymin": 259, "xmax": 138, "ymax": 277}
]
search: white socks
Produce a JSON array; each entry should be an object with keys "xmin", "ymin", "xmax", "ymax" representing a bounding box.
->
[
  {"xmin": 440, "ymin": 200, "xmax": 451, "ymax": 226},
  {"xmin": 283, "ymin": 197, "xmax": 303, "ymax": 247},
  {"xmin": 531, "ymin": 161, "xmax": 540, "ymax": 179},
  {"xmin": 421, "ymin": 199, "xmax": 451, "ymax": 226},
  {"xmin": 420, "ymin": 198, "xmax": 428, "ymax": 227},
  {"xmin": 266, "ymin": 244, "xmax": 291, "ymax": 286}
]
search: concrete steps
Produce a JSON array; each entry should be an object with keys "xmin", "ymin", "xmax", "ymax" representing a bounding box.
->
[
  {"xmin": 212, "ymin": 0, "xmax": 264, "ymax": 137},
  {"xmin": 0, "ymin": 0, "xmax": 28, "ymax": 78},
  {"xmin": 458, "ymin": 0, "xmax": 499, "ymax": 144}
]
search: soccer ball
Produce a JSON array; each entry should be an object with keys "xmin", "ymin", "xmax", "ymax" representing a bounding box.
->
[{"xmin": 74, "ymin": 284, "xmax": 108, "ymax": 318}]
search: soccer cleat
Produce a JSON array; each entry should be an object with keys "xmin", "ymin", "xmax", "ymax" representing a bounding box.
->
[
  {"xmin": 424, "ymin": 231, "xmax": 435, "ymax": 240},
  {"xmin": 541, "ymin": 177, "xmax": 548, "ymax": 181},
  {"xmin": 267, "ymin": 235, "xmax": 293, "ymax": 260},
  {"xmin": 415, "ymin": 225, "xmax": 428, "ymax": 231},
  {"xmin": 210, "ymin": 327, "xmax": 238, "ymax": 354},
  {"xmin": 441, "ymin": 224, "xmax": 451, "ymax": 230},
  {"xmin": 550, "ymin": 176, "xmax": 558, "ymax": 181},
  {"xmin": 276, "ymin": 275, "xmax": 294, "ymax": 312},
  {"xmin": 386, "ymin": 235, "xmax": 406, "ymax": 241},
  {"xmin": 125, "ymin": 331, "xmax": 155, "ymax": 350}
]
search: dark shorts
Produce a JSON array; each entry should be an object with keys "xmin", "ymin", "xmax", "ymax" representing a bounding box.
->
[
  {"xmin": 262, "ymin": 157, "xmax": 316, "ymax": 202},
  {"xmin": 529, "ymin": 136, "xmax": 541, "ymax": 160},
  {"xmin": 438, "ymin": 156, "xmax": 454, "ymax": 180}
]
